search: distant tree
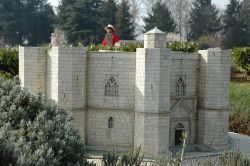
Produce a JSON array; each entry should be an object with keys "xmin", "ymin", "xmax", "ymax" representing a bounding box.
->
[
  {"xmin": 239, "ymin": 0, "xmax": 250, "ymax": 46},
  {"xmin": 144, "ymin": 0, "xmax": 176, "ymax": 33},
  {"xmin": 187, "ymin": 0, "xmax": 221, "ymax": 40},
  {"xmin": 129, "ymin": 0, "xmax": 143, "ymax": 38},
  {"xmin": 0, "ymin": 0, "xmax": 23, "ymax": 45},
  {"xmin": 100, "ymin": 0, "xmax": 117, "ymax": 27},
  {"xmin": 0, "ymin": 0, "xmax": 55, "ymax": 46},
  {"xmin": 222, "ymin": 0, "xmax": 244, "ymax": 48},
  {"xmin": 24, "ymin": 2, "xmax": 55, "ymax": 46},
  {"xmin": 162, "ymin": 0, "xmax": 192, "ymax": 40},
  {"xmin": 92, "ymin": 0, "xmax": 104, "ymax": 43},
  {"xmin": 116, "ymin": 0, "xmax": 135, "ymax": 40},
  {"xmin": 57, "ymin": 0, "xmax": 102, "ymax": 45}
]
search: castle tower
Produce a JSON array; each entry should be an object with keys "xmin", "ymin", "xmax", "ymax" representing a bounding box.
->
[
  {"xmin": 198, "ymin": 49, "xmax": 231, "ymax": 150},
  {"xmin": 134, "ymin": 28, "xmax": 171, "ymax": 155},
  {"xmin": 19, "ymin": 47, "xmax": 47, "ymax": 95},
  {"xmin": 47, "ymin": 47, "xmax": 87, "ymax": 141}
]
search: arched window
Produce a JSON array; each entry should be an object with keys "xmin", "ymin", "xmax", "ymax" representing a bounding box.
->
[
  {"xmin": 105, "ymin": 77, "xmax": 118, "ymax": 96},
  {"xmin": 108, "ymin": 117, "xmax": 114, "ymax": 128},
  {"xmin": 176, "ymin": 77, "xmax": 185, "ymax": 96},
  {"xmin": 175, "ymin": 123, "xmax": 185, "ymax": 145}
]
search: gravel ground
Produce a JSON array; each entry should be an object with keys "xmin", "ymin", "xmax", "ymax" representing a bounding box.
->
[{"xmin": 88, "ymin": 132, "xmax": 250, "ymax": 165}]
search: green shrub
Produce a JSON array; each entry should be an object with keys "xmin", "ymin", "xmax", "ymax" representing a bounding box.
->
[
  {"xmin": 152, "ymin": 153, "xmax": 181, "ymax": 166},
  {"xmin": 0, "ymin": 72, "xmax": 13, "ymax": 80},
  {"xmin": 87, "ymin": 44, "xmax": 115, "ymax": 51},
  {"xmin": 219, "ymin": 150, "xmax": 250, "ymax": 166},
  {"xmin": 232, "ymin": 47, "xmax": 250, "ymax": 75},
  {"xmin": 118, "ymin": 146, "xmax": 144, "ymax": 166},
  {"xmin": 0, "ymin": 48, "xmax": 18, "ymax": 76},
  {"xmin": 102, "ymin": 149, "xmax": 119, "ymax": 166},
  {"xmin": 87, "ymin": 43, "xmax": 143, "ymax": 52},
  {"xmin": 230, "ymin": 81, "xmax": 250, "ymax": 135},
  {"xmin": 167, "ymin": 41, "xmax": 198, "ymax": 53},
  {"xmin": 229, "ymin": 102, "xmax": 250, "ymax": 135},
  {"xmin": 120, "ymin": 43, "xmax": 143, "ymax": 52},
  {"xmin": 197, "ymin": 35, "xmax": 221, "ymax": 50},
  {"xmin": 0, "ymin": 77, "xmax": 91, "ymax": 165}
]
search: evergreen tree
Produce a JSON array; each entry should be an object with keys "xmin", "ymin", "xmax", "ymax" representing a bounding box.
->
[
  {"xmin": 187, "ymin": 0, "xmax": 221, "ymax": 40},
  {"xmin": 115, "ymin": 0, "xmax": 135, "ymax": 40},
  {"xmin": 57, "ymin": 0, "xmax": 102, "ymax": 45},
  {"xmin": 100, "ymin": 0, "xmax": 117, "ymax": 27},
  {"xmin": 0, "ymin": 0, "xmax": 55, "ymax": 46},
  {"xmin": 144, "ymin": 0, "xmax": 176, "ymax": 33},
  {"xmin": 239, "ymin": 0, "xmax": 250, "ymax": 46},
  {"xmin": 24, "ymin": 2, "xmax": 55, "ymax": 46},
  {"xmin": 0, "ymin": 0, "xmax": 25, "ymax": 45},
  {"xmin": 222, "ymin": 0, "xmax": 244, "ymax": 48}
]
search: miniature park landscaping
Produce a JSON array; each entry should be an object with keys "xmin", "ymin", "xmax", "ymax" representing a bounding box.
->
[{"xmin": 0, "ymin": 42, "xmax": 250, "ymax": 165}]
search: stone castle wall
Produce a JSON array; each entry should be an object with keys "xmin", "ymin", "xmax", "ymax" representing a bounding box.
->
[
  {"xmin": 19, "ymin": 29, "xmax": 231, "ymax": 155},
  {"xmin": 87, "ymin": 51, "xmax": 136, "ymax": 150}
]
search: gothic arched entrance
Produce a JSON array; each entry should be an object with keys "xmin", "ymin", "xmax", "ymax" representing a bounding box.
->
[{"xmin": 175, "ymin": 123, "xmax": 185, "ymax": 145}]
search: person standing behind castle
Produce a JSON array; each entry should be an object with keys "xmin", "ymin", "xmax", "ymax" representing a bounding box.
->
[{"xmin": 102, "ymin": 24, "xmax": 119, "ymax": 46}]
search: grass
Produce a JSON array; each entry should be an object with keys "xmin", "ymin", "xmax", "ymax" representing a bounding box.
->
[
  {"xmin": 230, "ymin": 81, "xmax": 250, "ymax": 108},
  {"xmin": 230, "ymin": 79, "xmax": 250, "ymax": 135}
]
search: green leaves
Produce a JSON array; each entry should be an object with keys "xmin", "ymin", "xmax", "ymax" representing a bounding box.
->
[
  {"xmin": 0, "ymin": 0, "xmax": 55, "ymax": 46},
  {"xmin": 87, "ymin": 43, "xmax": 143, "ymax": 52},
  {"xmin": 232, "ymin": 47, "xmax": 250, "ymax": 75},
  {"xmin": 0, "ymin": 48, "xmax": 18, "ymax": 76},
  {"xmin": 116, "ymin": 0, "xmax": 135, "ymax": 40},
  {"xmin": 144, "ymin": 1, "xmax": 176, "ymax": 33},
  {"xmin": 188, "ymin": 0, "xmax": 221, "ymax": 40},
  {"xmin": 57, "ymin": 0, "xmax": 102, "ymax": 45},
  {"xmin": 222, "ymin": 0, "xmax": 243, "ymax": 49},
  {"xmin": 167, "ymin": 41, "xmax": 198, "ymax": 53},
  {"xmin": 0, "ymin": 77, "xmax": 90, "ymax": 165}
]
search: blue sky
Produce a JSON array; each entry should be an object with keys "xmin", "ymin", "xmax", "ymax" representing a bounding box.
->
[{"xmin": 48, "ymin": 0, "xmax": 230, "ymax": 9}]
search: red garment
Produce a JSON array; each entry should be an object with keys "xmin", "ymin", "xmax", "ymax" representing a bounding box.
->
[{"xmin": 102, "ymin": 32, "xmax": 119, "ymax": 46}]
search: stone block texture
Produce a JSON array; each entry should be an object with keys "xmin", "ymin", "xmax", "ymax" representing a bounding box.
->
[
  {"xmin": 19, "ymin": 47, "xmax": 47, "ymax": 95},
  {"xmin": 198, "ymin": 49, "xmax": 231, "ymax": 110},
  {"xmin": 87, "ymin": 52, "xmax": 135, "ymax": 110},
  {"xmin": 198, "ymin": 110, "xmax": 229, "ymax": 150},
  {"xmin": 198, "ymin": 49, "xmax": 231, "ymax": 150},
  {"xmin": 47, "ymin": 47, "xmax": 87, "ymax": 111},
  {"xmin": 134, "ymin": 47, "xmax": 171, "ymax": 155},
  {"xmin": 87, "ymin": 108, "xmax": 134, "ymax": 151}
]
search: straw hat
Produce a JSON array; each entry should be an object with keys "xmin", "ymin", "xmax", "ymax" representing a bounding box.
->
[{"xmin": 105, "ymin": 24, "xmax": 115, "ymax": 32}]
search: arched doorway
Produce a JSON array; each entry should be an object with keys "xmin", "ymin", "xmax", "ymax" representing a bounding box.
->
[{"xmin": 175, "ymin": 123, "xmax": 185, "ymax": 146}]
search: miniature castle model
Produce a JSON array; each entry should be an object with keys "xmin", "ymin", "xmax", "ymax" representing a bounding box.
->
[{"xmin": 19, "ymin": 28, "xmax": 231, "ymax": 155}]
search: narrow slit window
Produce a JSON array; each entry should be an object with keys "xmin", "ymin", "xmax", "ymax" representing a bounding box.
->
[
  {"xmin": 176, "ymin": 77, "xmax": 185, "ymax": 96},
  {"xmin": 108, "ymin": 117, "xmax": 114, "ymax": 128},
  {"xmin": 105, "ymin": 77, "xmax": 118, "ymax": 96}
]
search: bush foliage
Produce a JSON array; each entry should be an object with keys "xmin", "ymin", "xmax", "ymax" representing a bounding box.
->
[
  {"xmin": 0, "ymin": 48, "xmax": 18, "ymax": 76},
  {"xmin": 88, "ymin": 42, "xmax": 198, "ymax": 53},
  {"xmin": 230, "ymin": 81, "xmax": 250, "ymax": 135},
  {"xmin": 87, "ymin": 43, "xmax": 143, "ymax": 52},
  {"xmin": 0, "ymin": 77, "xmax": 90, "ymax": 165},
  {"xmin": 197, "ymin": 35, "xmax": 221, "ymax": 50},
  {"xmin": 232, "ymin": 47, "xmax": 250, "ymax": 75},
  {"xmin": 167, "ymin": 41, "xmax": 198, "ymax": 53},
  {"xmin": 101, "ymin": 147, "xmax": 144, "ymax": 166}
]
